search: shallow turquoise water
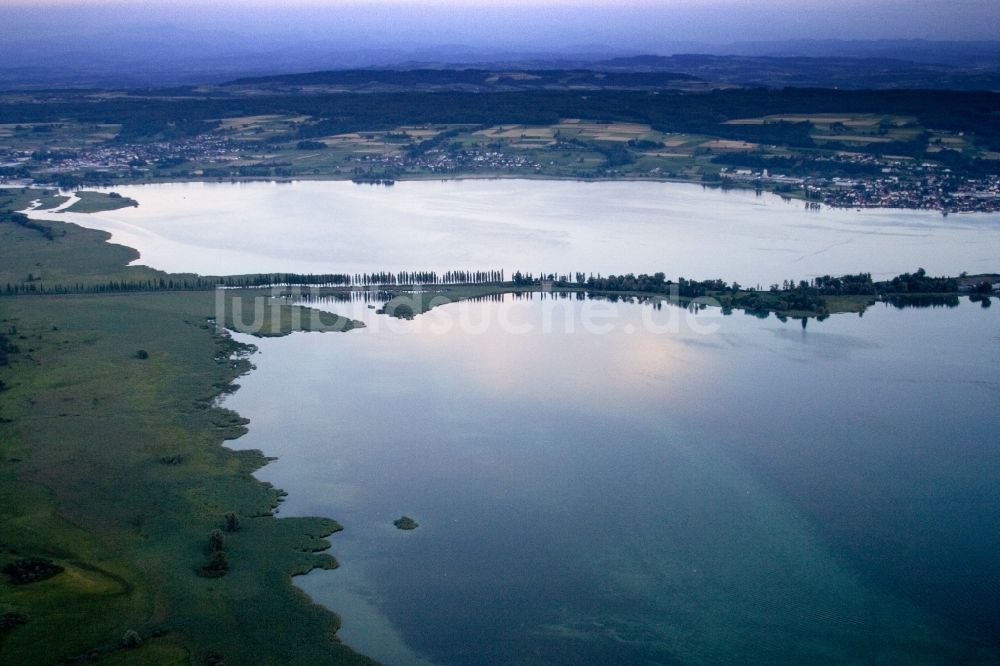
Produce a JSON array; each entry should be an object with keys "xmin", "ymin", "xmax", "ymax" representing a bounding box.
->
[{"xmin": 225, "ymin": 294, "xmax": 1000, "ymax": 665}]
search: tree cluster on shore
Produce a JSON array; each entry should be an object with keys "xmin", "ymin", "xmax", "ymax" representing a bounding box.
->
[
  {"xmin": 579, "ymin": 269, "xmax": 955, "ymax": 298},
  {"xmin": 884, "ymin": 268, "xmax": 958, "ymax": 293},
  {"xmin": 1, "ymin": 211, "xmax": 63, "ymax": 241},
  {"xmin": 573, "ymin": 268, "xmax": 970, "ymax": 315}
]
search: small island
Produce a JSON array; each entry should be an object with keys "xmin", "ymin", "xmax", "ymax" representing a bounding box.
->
[
  {"xmin": 63, "ymin": 191, "xmax": 139, "ymax": 214},
  {"xmin": 393, "ymin": 516, "xmax": 419, "ymax": 530}
]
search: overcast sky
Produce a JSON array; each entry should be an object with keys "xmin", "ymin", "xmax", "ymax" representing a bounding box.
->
[{"xmin": 2, "ymin": 0, "xmax": 998, "ymax": 47}]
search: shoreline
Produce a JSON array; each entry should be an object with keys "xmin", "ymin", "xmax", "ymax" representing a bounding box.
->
[
  {"xmin": 0, "ymin": 187, "xmax": 377, "ymax": 663},
  {"xmin": 10, "ymin": 175, "xmax": 996, "ymax": 216},
  {"xmin": 211, "ymin": 284, "xmax": 1000, "ymax": 666},
  {"xmin": 4, "ymin": 186, "xmax": 995, "ymax": 662}
]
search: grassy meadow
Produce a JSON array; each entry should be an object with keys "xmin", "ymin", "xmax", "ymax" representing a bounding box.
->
[
  {"xmin": 0, "ymin": 192, "xmax": 372, "ymax": 664},
  {"xmin": 62, "ymin": 191, "xmax": 140, "ymax": 214},
  {"xmin": 1, "ymin": 188, "xmax": 168, "ymax": 289}
]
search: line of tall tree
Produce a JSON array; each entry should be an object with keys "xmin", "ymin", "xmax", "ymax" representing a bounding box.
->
[
  {"xmin": 1, "ymin": 269, "xmax": 509, "ymax": 296},
  {"xmin": 3, "ymin": 278, "xmax": 221, "ymax": 295},
  {"xmin": 0, "ymin": 266, "xmax": 968, "ymax": 301},
  {"xmin": 347, "ymin": 270, "xmax": 505, "ymax": 286},
  {"xmin": 220, "ymin": 273, "xmax": 353, "ymax": 288},
  {"xmin": 233, "ymin": 270, "xmax": 507, "ymax": 287}
]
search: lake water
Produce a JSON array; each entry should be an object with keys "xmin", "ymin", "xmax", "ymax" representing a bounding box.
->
[
  {"xmin": 35, "ymin": 180, "xmax": 1000, "ymax": 663},
  {"xmin": 226, "ymin": 295, "xmax": 1000, "ymax": 665},
  {"xmin": 33, "ymin": 179, "xmax": 1000, "ymax": 286}
]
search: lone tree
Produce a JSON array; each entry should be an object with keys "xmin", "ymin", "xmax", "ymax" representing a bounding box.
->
[
  {"xmin": 199, "ymin": 551, "xmax": 229, "ymax": 578},
  {"xmin": 121, "ymin": 629, "xmax": 143, "ymax": 649},
  {"xmin": 198, "ymin": 530, "xmax": 230, "ymax": 577},
  {"xmin": 224, "ymin": 512, "xmax": 241, "ymax": 532},
  {"xmin": 208, "ymin": 529, "xmax": 226, "ymax": 552}
]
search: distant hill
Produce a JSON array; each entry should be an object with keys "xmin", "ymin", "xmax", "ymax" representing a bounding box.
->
[
  {"xmin": 224, "ymin": 68, "xmax": 706, "ymax": 92},
  {"xmin": 595, "ymin": 54, "xmax": 1000, "ymax": 90},
  {"xmin": 223, "ymin": 57, "xmax": 1000, "ymax": 96},
  {"xmin": 728, "ymin": 39, "xmax": 1000, "ymax": 65},
  {"xmin": 2, "ymin": 37, "xmax": 999, "ymax": 91}
]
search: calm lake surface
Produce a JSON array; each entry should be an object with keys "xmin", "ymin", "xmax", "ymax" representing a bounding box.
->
[
  {"xmin": 35, "ymin": 179, "xmax": 1000, "ymax": 285},
  {"xmin": 226, "ymin": 295, "xmax": 1000, "ymax": 665},
  {"xmin": 38, "ymin": 180, "xmax": 1000, "ymax": 662}
]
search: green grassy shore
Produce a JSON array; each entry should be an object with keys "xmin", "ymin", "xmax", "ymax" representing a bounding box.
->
[
  {"xmin": 0, "ymin": 189, "xmax": 372, "ymax": 665},
  {"xmin": 61, "ymin": 191, "xmax": 140, "ymax": 214}
]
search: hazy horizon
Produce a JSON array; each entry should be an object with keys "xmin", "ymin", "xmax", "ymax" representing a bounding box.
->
[
  {"xmin": 2, "ymin": 1, "xmax": 998, "ymax": 89},
  {"xmin": 3, "ymin": 1, "xmax": 999, "ymax": 48}
]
